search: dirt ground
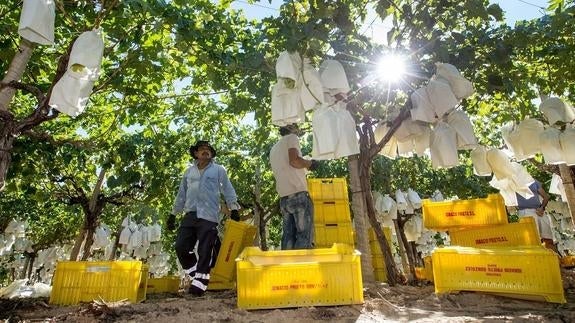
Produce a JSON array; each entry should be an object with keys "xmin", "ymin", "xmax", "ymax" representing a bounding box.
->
[{"xmin": 2, "ymin": 268, "xmax": 575, "ymax": 323}]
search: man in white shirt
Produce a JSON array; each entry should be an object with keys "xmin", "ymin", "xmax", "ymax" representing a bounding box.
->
[{"xmin": 269, "ymin": 124, "xmax": 319, "ymax": 249}]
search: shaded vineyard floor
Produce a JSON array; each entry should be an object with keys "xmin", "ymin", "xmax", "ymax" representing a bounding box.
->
[{"xmin": 2, "ymin": 268, "xmax": 574, "ymax": 322}]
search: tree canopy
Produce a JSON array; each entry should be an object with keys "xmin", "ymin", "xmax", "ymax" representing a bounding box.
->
[{"xmin": 1, "ymin": 0, "xmax": 574, "ymax": 281}]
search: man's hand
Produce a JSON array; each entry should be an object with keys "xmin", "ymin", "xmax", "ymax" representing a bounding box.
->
[
  {"xmin": 166, "ymin": 213, "xmax": 176, "ymax": 231},
  {"xmin": 230, "ymin": 209, "xmax": 240, "ymax": 221},
  {"xmin": 309, "ymin": 159, "xmax": 320, "ymax": 171}
]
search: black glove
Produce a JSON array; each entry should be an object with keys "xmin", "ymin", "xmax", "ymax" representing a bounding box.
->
[
  {"xmin": 230, "ymin": 209, "xmax": 240, "ymax": 221},
  {"xmin": 166, "ymin": 213, "xmax": 176, "ymax": 231},
  {"xmin": 309, "ymin": 159, "xmax": 320, "ymax": 171}
]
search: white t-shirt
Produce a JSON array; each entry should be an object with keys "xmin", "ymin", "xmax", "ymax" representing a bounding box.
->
[{"xmin": 270, "ymin": 134, "xmax": 308, "ymax": 197}]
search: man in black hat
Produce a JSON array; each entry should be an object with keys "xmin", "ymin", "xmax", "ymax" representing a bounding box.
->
[{"xmin": 167, "ymin": 140, "xmax": 241, "ymax": 296}]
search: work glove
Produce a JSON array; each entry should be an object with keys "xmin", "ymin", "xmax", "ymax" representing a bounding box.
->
[
  {"xmin": 309, "ymin": 159, "xmax": 320, "ymax": 171},
  {"xmin": 230, "ymin": 209, "xmax": 240, "ymax": 221},
  {"xmin": 166, "ymin": 213, "xmax": 176, "ymax": 231}
]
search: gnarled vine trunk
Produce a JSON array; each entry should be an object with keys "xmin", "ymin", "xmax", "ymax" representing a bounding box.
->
[
  {"xmin": 348, "ymin": 156, "xmax": 375, "ymax": 283},
  {"xmin": 0, "ymin": 39, "xmax": 35, "ymax": 190},
  {"xmin": 559, "ymin": 164, "xmax": 575, "ymax": 224}
]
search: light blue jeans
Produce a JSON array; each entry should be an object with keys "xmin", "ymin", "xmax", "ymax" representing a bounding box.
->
[{"xmin": 280, "ymin": 191, "xmax": 314, "ymax": 250}]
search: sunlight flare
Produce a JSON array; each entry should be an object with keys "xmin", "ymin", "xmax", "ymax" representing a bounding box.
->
[{"xmin": 377, "ymin": 55, "xmax": 406, "ymax": 83}]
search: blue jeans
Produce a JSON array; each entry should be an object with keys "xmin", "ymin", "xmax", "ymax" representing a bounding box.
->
[{"xmin": 280, "ymin": 191, "xmax": 314, "ymax": 249}]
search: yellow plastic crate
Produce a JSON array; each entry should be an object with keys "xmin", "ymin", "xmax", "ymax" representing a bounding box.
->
[
  {"xmin": 207, "ymin": 273, "xmax": 236, "ymax": 290},
  {"xmin": 210, "ymin": 220, "xmax": 257, "ymax": 282},
  {"xmin": 561, "ymin": 255, "xmax": 575, "ymax": 268},
  {"xmin": 415, "ymin": 267, "xmax": 425, "ymax": 280},
  {"xmin": 422, "ymin": 194, "xmax": 507, "ymax": 230},
  {"xmin": 236, "ymin": 243, "xmax": 363, "ymax": 309},
  {"xmin": 146, "ymin": 276, "xmax": 180, "ymax": 294},
  {"xmin": 368, "ymin": 226, "xmax": 392, "ymax": 256},
  {"xmin": 370, "ymin": 226, "xmax": 391, "ymax": 283},
  {"xmin": 314, "ymin": 222, "xmax": 354, "ymax": 248},
  {"xmin": 368, "ymin": 226, "xmax": 392, "ymax": 242},
  {"xmin": 432, "ymin": 246, "xmax": 565, "ymax": 303},
  {"xmin": 372, "ymin": 255, "xmax": 386, "ymax": 269},
  {"xmin": 374, "ymin": 268, "xmax": 387, "ymax": 282},
  {"xmin": 313, "ymin": 200, "xmax": 351, "ymax": 224},
  {"xmin": 50, "ymin": 261, "xmax": 148, "ymax": 305},
  {"xmin": 449, "ymin": 217, "xmax": 540, "ymax": 248},
  {"xmin": 423, "ymin": 256, "xmax": 433, "ymax": 282},
  {"xmin": 307, "ymin": 178, "xmax": 348, "ymax": 201}
]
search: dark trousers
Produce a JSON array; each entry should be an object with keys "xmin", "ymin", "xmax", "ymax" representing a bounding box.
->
[{"xmin": 175, "ymin": 212, "xmax": 218, "ymax": 294}]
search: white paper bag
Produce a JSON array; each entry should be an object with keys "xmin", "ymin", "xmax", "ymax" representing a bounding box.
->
[
  {"xmin": 430, "ymin": 122, "xmax": 458, "ymax": 169},
  {"xmin": 540, "ymin": 97, "xmax": 575, "ymax": 125},
  {"xmin": 396, "ymin": 138, "xmax": 414, "ymax": 158},
  {"xmin": 426, "ymin": 77, "xmax": 459, "ymax": 119},
  {"xmin": 68, "ymin": 30, "xmax": 105, "ymax": 81},
  {"xmin": 410, "ymin": 87, "xmax": 438, "ymax": 123},
  {"xmin": 539, "ymin": 127, "xmax": 564, "ymax": 164},
  {"xmin": 431, "ymin": 189, "xmax": 444, "ymax": 202},
  {"xmin": 49, "ymin": 72, "xmax": 95, "ymax": 117},
  {"xmin": 271, "ymin": 82, "xmax": 304, "ymax": 126},
  {"xmin": 18, "ymin": 0, "xmax": 55, "ymax": 45},
  {"xmin": 407, "ymin": 188, "xmax": 422, "ymax": 209},
  {"xmin": 300, "ymin": 65, "xmax": 324, "ymax": 111},
  {"xmin": 312, "ymin": 105, "xmax": 338, "ymax": 158},
  {"xmin": 435, "ymin": 62, "xmax": 474, "ymax": 99},
  {"xmin": 319, "ymin": 59, "xmax": 350, "ymax": 92},
  {"xmin": 333, "ymin": 104, "xmax": 360, "ymax": 158},
  {"xmin": 413, "ymin": 126, "xmax": 431, "ymax": 156},
  {"xmin": 500, "ymin": 122, "xmax": 525, "ymax": 160},
  {"xmin": 395, "ymin": 189, "xmax": 408, "ymax": 211},
  {"xmin": 560, "ymin": 126, "xmax": 575, "ymax": 165},
  {"xmin": 446, "ymin": 110, "xmax": 477, "ymax": 149},
  {"xmin": 486, "ymin": 148, "xmax": 515, "ymax": 179},
  {"xmin": 470, "ymin": 145, "xmax": 492, "ymax": 176},
  {"xmin": 549, "ymin": 173, "xmax": 567, "ymax": 201},
  {"xmin": 514, "ymin": 119, "xmax": 544, "ymax": 160},
  {"xmin": 119, "ymin": 226, "xmax": 131, "ymax": 245},
  {"xmin": 276, "ymin": 51, "xmax": 301, "ymax": 81},
  {"xmin": 374, "ymin": 122, "xmax": 398, "ymax": 158}
]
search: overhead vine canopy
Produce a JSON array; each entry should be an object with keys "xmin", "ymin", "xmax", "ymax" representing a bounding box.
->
[{"xmin": 0, "ymin": 0, "xmax": 573, "ymax": 269}]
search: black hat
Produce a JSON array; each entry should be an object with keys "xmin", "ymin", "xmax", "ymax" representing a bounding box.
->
[{"xmin": 189, "ymin": 140, "xmax": 216, "ymax": 159}]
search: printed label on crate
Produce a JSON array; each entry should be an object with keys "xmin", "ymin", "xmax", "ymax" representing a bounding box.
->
[
  {"xmin": 432, "ymin": 247, "xmax": 566, "ymax": 303},
  {"xmin": 445, "ymin": 210, "xmax": 475, "ymax": 217},
  {"xmin": 86, "ymin": 266, "xmax": 111, "ymax": 272},
  {"xmin": 465, "ymin": 263, "xmax": 523, "ymax": 277},
  {"xmin": 475, "ymin": 236, "xmax": 508, "ymax": 245},
  {"xmin": 449, "ymin": 220, "xmax": 540, "ymax": 247},
  {"xmin": 224, "ymin": 241, "xmax": 235, "ymax": 262},
  {"xmin": 271, "ymin": 280, "xmax": 328, "ymax": 291}
]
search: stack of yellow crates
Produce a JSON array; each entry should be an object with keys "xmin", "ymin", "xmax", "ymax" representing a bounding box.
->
[
  {"xmin": 368, "ymin": 226, "xmax": 392, "ymax": 282},
  {"xmin": 423, "ymin": 193, "xmax": 566, "ymax": 303},
  {"xmin": 307, "ymin": 178, "xmax": 354, "ymax": 248}
]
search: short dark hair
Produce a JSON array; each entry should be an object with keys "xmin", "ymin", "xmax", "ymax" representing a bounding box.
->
[
  {"xmin": 279, "ymin": 126, "xmax": 292, "ymax": 136},
  {"xmin": 279, "ymin": 124, "xmax": 298, "ymax": 136}
]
